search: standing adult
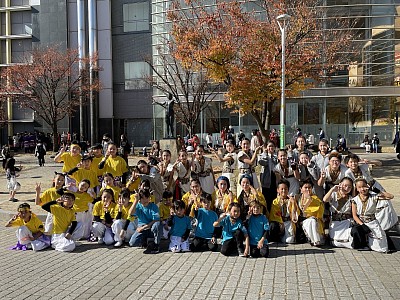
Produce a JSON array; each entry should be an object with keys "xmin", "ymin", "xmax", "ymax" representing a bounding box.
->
[
  {"xmin": 371, "ymin": 133, "xmax": 380, "ymax": 153},
  {"xmin": 362, "ymin": 135, "xmax": 372, "ymax": 153},
  {"xmin": 250, "ymin": 129, "xmax": 260, "ymax": 152},
  {"xmin": 220, "ymin": 127, "xmax": 227, "ymax": 146},
  {"xmin": 206, "ymin": 133, "xmax": 213, "ymax": 149},
  {"xmin": 318, "ymin": 128, "xmax": 326, "ymax": 140},
  {"xmin": 1, "ymin": 145, "xmax": 11, "ymax": 169},
  {"xmin": 237, "ymin": 130, "xmax": 246, "ymax": 147},
  {"xmin": 119, "ymin": 134, "xmax": 131, "ymax": 164},
  {"xmin": 392, "ymin": 131, "xmax": 399, "ymax": 150},
  {"xmin": 164, "ymin": 93, "xmax": 175, "ymax": 138},
  {"xmin": 306, "ymin": 133, "xmax": 315, "ymax": 149},
  {"xmin": 102, "ymin": 133, "xmax": 113, "ymax": 155},
  {"xmin": 258, "ymin": 141, "xmax": 278, "ymax": 212},
  {"xmin": 269, "ymin": 129, "xmax": 279, "ymax": 147}
]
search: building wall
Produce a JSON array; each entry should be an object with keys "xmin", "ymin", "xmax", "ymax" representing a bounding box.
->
[
  {"xmin": 111, "ymin": 0, "xmax": 153, "ymax": 146},
  {"xmin": 31, "ymin": 0, "xmax": 70, "ymax": 134},
  {"xmin": 150, "ymin": 0, "xmax": 400, "ymax": 146}
]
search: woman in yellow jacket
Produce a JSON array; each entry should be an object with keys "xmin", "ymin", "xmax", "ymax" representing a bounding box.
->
[
  {"xmin": 237, "ymin": 174, "xmax": 267, "ymax": 220},
  {"xmin": 298, "ymin": 179, "xmax": 324, "ymax": 246},
  {"xmin": 212, "ymin": 176, "xmax": 237, "ymax": 217}
]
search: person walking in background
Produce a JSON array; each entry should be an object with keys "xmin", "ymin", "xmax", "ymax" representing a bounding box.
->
[
  {"xmin": 206, "ymin": 133, "xmax": 213, "ymax": 149},
  {"xmin": 5, "ymin": 157, "xmax": 22, "ymax": 202},
  {"xmin": 1, "ymin": 144, "xmax": 11, "ymax": 169},
  {"xmin": 34, "ymin": 141, "xmax": 46, "ymax": 167},
  {"xmin": 372, "ymin": 133, "xmax": 380, "ymax": 153},
  {"xmin": 392, "ymin": 131, "xmax": 399, "ymax": 150}
]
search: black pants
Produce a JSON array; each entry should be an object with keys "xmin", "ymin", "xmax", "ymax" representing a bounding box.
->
[
  {"xmin": 269, "ymin": 221, "xmax": 284, "ymax": 243},
  {"xmin": 351, "ymin": 224, "xmax": 370, "ymax": 249},
  {"xmin": 37, "ymin": 155, "xmax": 45, "ymax": 166},
  {"xmin": 262, "ymin": 183, "xmax": 277, "ymax": 213},
  {"xmin": 386, "ymin": 231, "xmax": 396, "ymax": 251},
  {"xmin": 220, "ymin": 230, "xmax": 244, "ymax": 256},
  {"xmin": 296, "ymin": 222, "xmax": 307, "ymax": 244},
  {"xmin": 191, "ymin": 237, "xmax": 218, "ymax": 252},
  {"xmin": 250, "ymin": 244, "xmax": 269, "ymax": 258}
]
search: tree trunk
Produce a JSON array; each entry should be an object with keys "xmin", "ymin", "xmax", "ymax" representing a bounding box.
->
[
  {"xmin": 251, "ymin": 110, "xmax": 269, "ymax": 144},
  {"xmin": 52, "ymin": 123, "xmax": 59, "ymax": 152}
]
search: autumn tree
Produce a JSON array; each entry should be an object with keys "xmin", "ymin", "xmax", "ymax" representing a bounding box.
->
[
  {"xmin": 145, "ymin": 43, "xmax": 222, "ymax": 137},
  {"xmin": 0, "ymin": 46, "xmax": 100, "ymax": 151},
  {"xmin": 168, "ymin": 0, "xmax": 358, "ymax": 141}
]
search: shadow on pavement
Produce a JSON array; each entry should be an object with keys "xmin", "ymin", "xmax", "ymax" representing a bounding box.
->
[{"xmin": 269, "ymin": 247, "xmax": 335, "ymax": 258}]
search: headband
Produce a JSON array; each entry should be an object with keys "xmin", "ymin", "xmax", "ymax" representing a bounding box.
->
[
  {"xmin": 240, "ymin": 174, "xmax": 253, "ymax": 186},
  {"xmin": 216, "ymin": 176, "xmax": 230, "ymax": 190}
]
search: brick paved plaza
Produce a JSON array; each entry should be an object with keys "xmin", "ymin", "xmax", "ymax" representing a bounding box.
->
[{"xmin": 0, "ymin": 152, "xmax": 399, "ymax": 299}]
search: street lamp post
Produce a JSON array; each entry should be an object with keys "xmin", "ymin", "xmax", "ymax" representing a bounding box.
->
[{"xmin": 277, "ymin": 14, "xmax": 291, "ymax": 149}]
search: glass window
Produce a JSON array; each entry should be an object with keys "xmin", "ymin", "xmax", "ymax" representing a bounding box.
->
[
  {"xmin": 124, "ymin": 61, "xmax": 150, "ymax": 90},
  {"xmin": 123, "ymin": 2, "xmax": 149, "ymax": 32}
]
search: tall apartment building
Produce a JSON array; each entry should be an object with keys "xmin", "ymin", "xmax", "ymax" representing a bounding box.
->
[{"xmin": 1, "ymin": 0, "xmax": 400, "ymax": 146}]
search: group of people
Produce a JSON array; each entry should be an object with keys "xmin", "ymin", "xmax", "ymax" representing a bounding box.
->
[{"xmin": 5, "ymin": 133, "xmax": 398, "ymax": 256}]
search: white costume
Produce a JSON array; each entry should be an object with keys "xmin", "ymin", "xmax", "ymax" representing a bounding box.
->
[{"xmin": 352, "ymin": 194, "xmax": 388, "ymax": 252}]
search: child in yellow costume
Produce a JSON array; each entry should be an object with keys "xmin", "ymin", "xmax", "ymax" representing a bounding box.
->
[{"xmin": 269, "ymin": 180, "xmax": 299, "ymax": 243}]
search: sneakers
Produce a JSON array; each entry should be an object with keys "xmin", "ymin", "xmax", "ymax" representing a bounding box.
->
[
  {"xmin": 9, "ymin": 198, "xmax": 18, "ymax": 202},
  {"xmin": 97, "ymin": 237, "xmax": 104, "ymax": 244},
  {"xmin": 114, "ymin": 241, "xmax": 123, "ymax": 247}
]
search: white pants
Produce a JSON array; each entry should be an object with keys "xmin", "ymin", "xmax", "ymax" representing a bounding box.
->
[
  {"xmin": 92, "ymin": 221, "xmax": 114, "ymax": 245},
  {"xmin": 44, "ymin": 213, "xmax": 53, "ymax": 233},
  {"xmin": 112, "ymin": 219, "xmax": 126, "ymax": 243},
  {"xmin": 51, "ymin": 222, "xmax": 84, "ymax": 252},
  {"xmin": 283, "ymin": 221, "xmax": 296, "ymax": 244},
  {"xmin": 366, "ymin": 220, "xmax": 388, "ymax": 253},
  {"xmin": 16, "ymin": 226, "xmax": 50, "ymax": 251},
  {"xmin": 376, "ymin": 200, "xmax": 399, "ymax": 231},
  {"xmin": 169, "ymin": 235, "xmax": 190, "ymax": 252},
  {"xmin": 329, "ymin": 220, "xmax": 353, "ymax": 249},
  {"xmin": 302, "ymin": 217, "xmax": 323, "ymax": 244},
  {"xmin": 76, "ymin": 211, "xmax": 93, "ymax": 239}
]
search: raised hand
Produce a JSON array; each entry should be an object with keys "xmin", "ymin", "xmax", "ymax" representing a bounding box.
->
[{"xmin": 35, "ymin": 182, "xmax": 41, "ymax": 194}]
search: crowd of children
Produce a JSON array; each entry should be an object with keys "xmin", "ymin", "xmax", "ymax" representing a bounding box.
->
[{"xmin": 5, "ymin": 136, "xmax": 399, "ymax": 256}]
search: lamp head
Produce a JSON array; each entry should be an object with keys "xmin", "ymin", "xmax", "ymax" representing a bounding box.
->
[{"xmin": 276, "ymin": 14, "xmax": 291, "ymax": 22}]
